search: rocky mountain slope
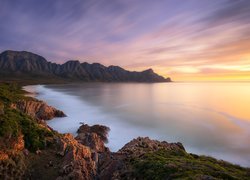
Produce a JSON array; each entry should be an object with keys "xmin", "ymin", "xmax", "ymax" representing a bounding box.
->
[
  {"xmin": 0, "ymin": 50, "xmax": 171, "ymax": 83},
  {"xmin": 0, "ymin": 83, "xmax": 249, "ymax": 179}
]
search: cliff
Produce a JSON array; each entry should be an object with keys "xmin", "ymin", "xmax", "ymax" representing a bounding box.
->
[
  {"xmin": 0, "ymin": 83, "xmax": 249, "ymax": 179},
  {"xmin": 11, "ymin": 99, "xmax": 66, "ymax": 121},
  {"xmin": 0, "ymin": 50, "xmax": 171, "ymax": 83}
]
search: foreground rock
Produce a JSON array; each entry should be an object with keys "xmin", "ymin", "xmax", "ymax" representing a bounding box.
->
[
  {"xmin": 56, "ymin": 134, "xmax": 97, "ymax": 180},
  {"xmin": 11, "ymin": 99, "xmax": 66, "ymax": 121},
  {"xmin": 118, "ymin": 137, "xmax": 185, "ymax": 156},
  {"xmin": 99, "ymin": 137, "xmax": 250, "ymax": 179},
  {"xmin": 76, "ymin": 123, "xmax": 110, "ymax": 153},
  {"xmin": 98, "ymin": 137, "xmax": 187, "ymax": 179}
]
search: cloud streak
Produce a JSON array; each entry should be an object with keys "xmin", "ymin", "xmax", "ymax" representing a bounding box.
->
[{"xmin": 0, "ymin": 0, "xmax": 250, "ymax": 81}]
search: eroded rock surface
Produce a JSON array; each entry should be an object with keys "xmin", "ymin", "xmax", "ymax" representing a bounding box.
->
[
  {"xmin": 56, "ymin": 133, "xmax": 97, "ymax": 180},
  {"xmin": 119, "ymin": 137, "xmax": 185, "ymax": 156},
  {"xmin": 11, "ymin": 99, "xmax": 66, "ymax": 120},
  {"xmin": 98, "ymin": 137, "xmax": 186, "ymax": 180},
  {"xmin": 76, "ymin": 124, "xmax": 110, "ymax": 153}
]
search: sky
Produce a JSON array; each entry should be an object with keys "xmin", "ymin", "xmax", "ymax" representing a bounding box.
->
[{"xmin": 1, "ymin": 0, "xmax": 250, "ymax": 81}]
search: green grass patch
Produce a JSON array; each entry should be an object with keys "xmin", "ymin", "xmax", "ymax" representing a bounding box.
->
[
  {"xmin": 0, "ymin": 83, "xmax": 54, "ymax": 151},
  {"xmin": 131, "ymin": 149, "xmax": 249, "ymax": 180}
]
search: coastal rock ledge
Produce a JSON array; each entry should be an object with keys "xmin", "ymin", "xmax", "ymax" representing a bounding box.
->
[{"xmin": 11, "ymin": 99, "xmax": 66, "ymax": 121}]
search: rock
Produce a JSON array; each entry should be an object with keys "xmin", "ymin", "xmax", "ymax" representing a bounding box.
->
[
  {"xmin": 118, "ymin": 137, "xmax": 185, "ymax": 157},
  {"xmin": 76, "ymin": 124, "xmax": 110, "ymax": 153},
  {"xmin": 56, "ymin": 133, "xmax": 97, "ymax": 180},
  {"xmin": 11, "ymin": 134, "xmax": 25, "ymax": 153},
  {"xmin": 98, "ymin": 137, "xmax": 187, "ymax": 179},
  {"xmin": 77, "ymin": 124, "xmax": 110, "ymax": 142},
  {"xmin": 11, "ymin": 99, "xmax": 66, "ymax": 121},
  {"xmin": 0, "ymin": 134, "xmax": 27, "ymax": 179},
  {"xmin": 0, "ymin": 102, "xmax": 4, "ymax": 115}
]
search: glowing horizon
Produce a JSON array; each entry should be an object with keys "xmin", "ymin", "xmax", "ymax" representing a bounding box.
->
[{"xmin": 0, "ymin": 0, "xmax": 250, "ymax": 81}]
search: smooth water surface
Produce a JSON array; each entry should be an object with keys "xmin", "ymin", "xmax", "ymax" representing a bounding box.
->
[{"xmin": 24, "ymin": 82, "xmax": 250, "ymax": 166}]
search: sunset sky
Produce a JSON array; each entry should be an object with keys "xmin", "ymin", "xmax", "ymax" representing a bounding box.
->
[{"xmin": 1, "ymin": 0, "xmax": 250, "ymax": 81}]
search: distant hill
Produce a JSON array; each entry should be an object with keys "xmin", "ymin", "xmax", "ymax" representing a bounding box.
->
[{"xmin": 0, "ymin": 50, "xmax": 171, "ymax": 83}]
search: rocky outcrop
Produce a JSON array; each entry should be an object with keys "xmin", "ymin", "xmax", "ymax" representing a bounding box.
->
[
  {"xmin": 0, "ymin": 135, "xmax": 25, "ymax": 161},
  {"xmin": 11, "ymin": 99, "xmax": 66, "ymax": 121},
  {"xmin": 76, "ymin": 124, "xmax": 110, "ymax": 153},
  {"xmin": 0, "ymin": 50, "xmax": 171, "ymax": 82},
  {"xmin": 118, "ymin": 137, "xmax": 185, "ymax": 157},
  {"xmin": 56, "ymin": 133, "xmax": 97, "ymax": 180},
  {"xmin": 98, "ymin": 137, "xmax": 186, "ymax": 179},
  {"xmin": 0, "ymin": 135, "xmax": 27, "ymax": 179}
]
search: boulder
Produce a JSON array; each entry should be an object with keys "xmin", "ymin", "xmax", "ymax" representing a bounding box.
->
[
  {"xmin": 76, "ymin": 124, "xmax": 110, "ymax": 153},
  {"xmin": 56, "ymin": 133, "xmax": 96, "ymax": 180}
]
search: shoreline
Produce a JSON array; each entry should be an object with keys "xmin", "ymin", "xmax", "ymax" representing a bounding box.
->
[{"xmin": 22, "ymin": 84, "xmax": 250, "ymax": 168}]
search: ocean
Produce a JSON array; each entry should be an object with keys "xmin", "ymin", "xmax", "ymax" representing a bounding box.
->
[{"xmin": 24, "ymin": 82, "xmax": 250, "ymax": 167}]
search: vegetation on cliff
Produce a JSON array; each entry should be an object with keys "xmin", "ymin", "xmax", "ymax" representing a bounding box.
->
[
  {"xmin": 130, "ymin": 149, "xmax": 249, "ymax": 179},
  {"xmin": 98, "ymin": 137, "xmax": 250, "ymax": 179},
  {"xmin": 0, "ymin": 83, "xmax": 54, "ymax": 151}
]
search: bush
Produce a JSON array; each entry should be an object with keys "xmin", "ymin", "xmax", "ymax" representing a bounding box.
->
[{"xmin": 0, "ymin": 83, "xmax": 54, "ymax": 151}]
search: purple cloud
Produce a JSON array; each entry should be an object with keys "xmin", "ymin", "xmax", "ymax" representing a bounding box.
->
[{"xmin": 0, "ymin": 0, "xmax": 250, "ymax": 80}]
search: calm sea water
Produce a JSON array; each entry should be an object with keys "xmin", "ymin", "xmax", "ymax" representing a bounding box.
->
[{"xmin": 24, "ymin": 82, "xmax": 250, "ymax": 167}]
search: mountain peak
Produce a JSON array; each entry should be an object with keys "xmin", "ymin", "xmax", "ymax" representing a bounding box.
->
[
  {"xmin": 63, "ymin": 60, "xmax": 81, "ymax": 64},
  {"xmin": 144, "ymin": 68, "xmax": 154, "ymax": 73},
  {"xmin": 1, "ymin": 50, "xmax": 42, "ymax": 57}
]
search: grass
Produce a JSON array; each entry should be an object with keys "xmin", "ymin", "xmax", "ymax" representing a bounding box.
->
[
  {"xmin": 0, "ymin": 83, "xmax": 54, "ymax": 151},
  {"xmin": 130, "ymin": 149, "xmax": 250, "ymax": 179}
]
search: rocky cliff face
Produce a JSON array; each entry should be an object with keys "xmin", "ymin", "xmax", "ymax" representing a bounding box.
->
[
  {"xmin": 0, "ymin": 134, "xmax": 27, "ymax": 179},
  {"xmin": 24, "ymin": 124, "xmax": 111, "ymax": 180},
  {"xmin": 11, "ymin": 99, "xmax": 66, "ymax": 121},
  {"xmin": 0, "ymin": 50, "xmax": 171, "ymax": 82},
  {"xmin": 76, "ymin": 124, "xmax": 110, "ymax": 153},
  {"xmin": 56, "ymin": 133, "xmax": 97, "ymax": 180}
]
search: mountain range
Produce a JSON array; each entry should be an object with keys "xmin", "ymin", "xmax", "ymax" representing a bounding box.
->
[{"xmin": 0, "ymin": 50, "xmax": 171, "ymax": 83}]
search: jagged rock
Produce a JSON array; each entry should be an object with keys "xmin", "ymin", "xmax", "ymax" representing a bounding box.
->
[
  {"xmin": 11, "ymin": 99, "xmax": 66, "ymax": 120},
  {"xmin": 119, "ymin": 137, "xmax": 185, "ymax": 157},
  {"xmin": 98, "ymin": 137, "xmax": 186, "ymax": 179},
  {"xmin": 76, "ymin": 124, "xmax": 110, "ymax": 153},
  {"xmin": 56, "ymin": 133, "xmax": 97, "ymax": 180},
  {"xmin": 0, "ymin": 135, "xmax": 25, "ymax": 157},
  {"xmin": 0, "ymin": 135, "xmax": 27, "ymax": 179},
  {"xmin": 12, "ymin": 135, "xmax": 25, "ymax": 153},
  {"xmin": 76, "ymin": 133, "xmax": 106, "ymax": 153}
]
